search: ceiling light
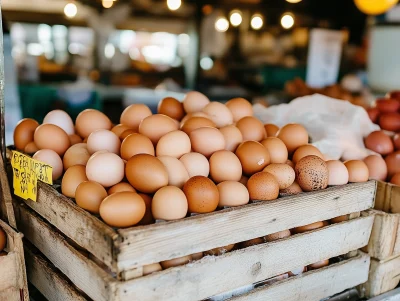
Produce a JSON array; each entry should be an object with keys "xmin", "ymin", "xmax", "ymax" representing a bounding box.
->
[
  {"xmin": 64, "ymin": 3, "xmax": 77, "ymax": 18},
  {"xmin": 102, "ymin": 0, "xmax": 114, "ymax": 8},
  {"xmin": 251, "ymin": 14, "xmax": 263, "ymax": 30},
  {"xmin": 286, "ymin": 0, "xmax": 302, "ymax": 3},
  {"xmin": 167, "ymin": 0, "xmax": 182, "ymax": 11},
  {"xmin": 215, "ymin": 17, "xmax": 229, "ymax": 32},
  {"xmin": 281, "ymin": 13, "xmax": 295, "ymax": 29},
  {"xmin": 230, "ymin": 10, "xmax": 243, "ymax": 27}
]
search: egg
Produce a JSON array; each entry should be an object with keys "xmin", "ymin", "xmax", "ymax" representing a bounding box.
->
[
  {"xmin": 235, "ymin": 141, "xmax": 270, "ymax": 176},
  {"xmin": 180, "ymin": 112, "xmax": 210, "ymax": 126},
  {"xmin": 376, "ymin": 98, "xmax": 400, "ymax": 113},
  {"xmin": 260, "ymin": 138, "xmax": 288, "ymax": 164},
  {"xmin": 143, "ymin": 263, "xmax": 162, "ymax": 276},
  {"xmin": 330, "ymin": 215, "xmax": 349, "ymax": 224},
  {"xmin": 138, "ymin": 193, "xmax": 154, "ymax": 225},
  {"xmin": 364, "ymin": 131, "xmax": 394, "ymax": 155},
  {"xmin": 120, "ymin": 129, "xmax": 136, "ymax": 141},
  {"xmin": 308, "ymin": 260, "xmax": 329, "ymax": 270},
  {"xmin": 181, "ymin": 117, "xmax": 216, "ymax": 135},
  {"xmin": 247, "ymin": 172, "xmax": 279, "ymax": 201},
  {"xmin": 363, "ymin": 155, "xmax": 387, "ymax": 181},
  {"xmin": 139, "ymin": 114, "xmax": 178, "ymax": 145},
  {"xmin": 292, "ymin": 145, "xmax": 324, "ymax": 164},
  {"xmin": 379, "ymin": 113, "xmax": 400, "ymax": 132},
  {"xmin": 158, "ymin": 97, "xmax": 185, "ymax": 121},
  {"xmin": 34, "ymin": 124, "xmax": 71, "ymax": 156},
  {"xmin": 217, "ymin": 181, "xmax": 249, "ymax": 207},
  {"xmin": 277, "ymin": 124, "xmax": 309, "ymax": 154},
  {"xmin": 13, "ymin": 118, "xmax": 39, "ymax": 151},
  {"xmin": 108, "ymin": 182, "xmax": 136, "ymax": 194},
  {"xmin": 151, "ymin": 186, "xmax": 188, "ymax": 220},
  {"xmin": 279, "ymin": 181, "xmax": 303, "ymax": 197},
  {"xmin": 202, "ymin": 102, "xmax": 233, "ymax": 128},
  {"xmin": 191, "ymin": 252, "xmax": 204, "ymax": 260},
  {"xmin": 63, "ymin": 143, "xmax": 91, "ymax": 170},
  {"xmin": 295, "ymin": 155, "xmax": 328, "ymax": 192},
  {"xmin": 265, "ymin": 229, "xmax": 291, "ymax": 242},
  {"xmin": 390, "ymin": 173, "xmax": 400, "ymax": 186},
  {"xmin": 204, "ymin": 244, "xmax": 235, "ymax": 256},
  {"xmin": 24, "ymin": 142, "xmax": 39, "ymax": 154},
  {"xmin": 120, "ymin": 104, "xmax": 152, "ymax": 131},
  {"xmin": 111, "ymin": 124, "xmax": 131, "ymax": 138},
  {"xmin": 225, "ymin": 98, "xmax": 253, "ymax": 122},
  {"xmin": 326, "ymin": 160, "xmax": 349, "ymax": 185},
  {"xmin": 87, "ymin": 130, "xmax": 120, "ymax": 155},
  {"xmin": 160, "ymin": 255, "xmax": 192, "ymax": 269},
  {"xmin": 43, "ymin": 110, "xmax": 75, "ymax": 135},
  {"xmin": 69, "ymin": 134, "xmax": 83, "ymax": 145},
  {"xmin": 183, "ymin": 91, "xmax": 210, "ymax": 113},
  {"xmin": 394, "ymin": 134, "xmax": 400, "ymax": 150},
  {"xmin": 61, "ymin": 165, "xmax": 88, "ymax": 198},
  {"xmin": 179, "ymin": 152, "xmax": 209, "ymax": 178},
  {"xmin": 157, "ymin": 156, "xmax": 190, "ymax": 188},
  {"xmin": 344, "ymin": 160, "xmax": 369, "ymax": 183},
  {"xmin": 219, "ymin": 125, "xmax": 243, "ymax": 152},
  {"xmin": 240, "ymin": 238, "xmax": 264, "ymax": 248},
  {"xmin": 209, "ymin": 150, "xmax": 242, "ymax": 183},
  {"xmin": 190, "ymin": 127, "xmax": 225, "ymax": 158},
  {"xmin": 293, "ymin": 221, "xmax": 325, "ymax": 234},
  {"xmin": 385, "ymin": 151, "xmax": 400, "ymax": 179},
  {"xmin": 286, "ymin": 160, "xmax": 295, "ymax": 168},
  {"xmin": 86, "ymin": 152, "xmax": 125, "ymax": 187},
  {"xmin": 33, "ymin": 149, "xmax": 63, "ymax": 181},
  {"xmin": 120, "ymin": 133, "xmax": 154, "ymax": 161},
  {"xmin": 0, "ymin": 227, "xmax": 6, "ymax": 251},
  {"xmin": 183, "ymin": 176, "xmax": 219, "ymax": 213},
  {"xmin": 264, "ymin": 124, "xmax": 279, "ymax": 137},
  {"xmin": 126, "ymin": 154, "xmax": 168, "ymax": 193},
  {"xmin": 236, "ymin": 117, "xmax": 266, "ymax": 142},
  {"xmin": 99, "ymin": 192, "xmax": 146, "ymax": 228},
  {"xmin": 156, "ymin": 130, "xmax": 191, "ymax": 158},
  {"xmin": 75, "ymin": 181, "xmax": 108, "ymax": 214},
  {"xmin": 263, "ymin": 164, "xmax": 295, "ymax": 190},
  {"xmin": 75, "ymin": 109, "xmax": 112, "ymax": 139}
]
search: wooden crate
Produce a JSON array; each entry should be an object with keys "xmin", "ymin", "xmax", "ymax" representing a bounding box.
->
[
  {"xmin": 368, "ymin": 287, "xmax": 400, "ymax": 301},
  {"xmin": 375, "ymin": 181, "xmax": 400, "ymax": 214}
]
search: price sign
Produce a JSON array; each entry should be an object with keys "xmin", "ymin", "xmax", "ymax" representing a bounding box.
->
[{"xmin": 11, "ymin": 151, "xmax": 53, "ymax": 202}]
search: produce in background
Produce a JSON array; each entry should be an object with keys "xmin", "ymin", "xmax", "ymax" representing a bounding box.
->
[{"xmin": 366, "ymin": 90, "xmax": 400, "ymax": 132}]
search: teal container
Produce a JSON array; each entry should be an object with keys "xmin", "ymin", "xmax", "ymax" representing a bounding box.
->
[{"xmin": 261, "ymin": 66, "xmax": 306, "ymax": 91}]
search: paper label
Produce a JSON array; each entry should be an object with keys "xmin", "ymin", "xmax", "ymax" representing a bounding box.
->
[{"xmin": 11, "ymin": 151, "xmax": 53, "ymax": 202}]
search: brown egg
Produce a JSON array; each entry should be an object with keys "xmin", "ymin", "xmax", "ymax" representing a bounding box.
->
[
  {"xmin": 75, "ymin": 181, "xmax": 108, "ymax": 214},
  {"xmin": 209, "ymin": 150, "xmax": 242, "ymax": 183},
  {"xmin": 235, "ymin": 141, "xmax": 270, "ymax": 176},
  {"xmin": 308, "ymin": 259, "xmax": 329, "ymax": 270},
  {"xmin": 263, "ymin": 164, "xmax": 295, "ymax": 190},
  {"xmin": 126, "ymin": 154, "xmax": 168, "ymax": 193},
  {"xmin": 190, "ymin": 127, "xmax": 225, "ymax": 158},
  {"xmin": 393, "ymin": 133, "xmax": 400, "ymax": 150},
  {"xmin": 157, "ymin": 156, "xmax": 190, "ymax": 188},
  {"xmin": 390, "ymin": 173, "xmax": 400, "ymax": 186},
  {"xmin": 69, "ymin": 134, "xmax": 83, "ymax": 146},
  {"xmin": 179, "ymin": 152, "xmax": 210, "ymax": 178},
  {"xmin": 120, "ymin": 133, "xmax": 154, "ymax": 161},
  {"xmin": 292, "ymin": 145, "xmax": 324, "ymax": 164},
  {"xmin": 204, "ymin": 244, "xmax": 235, "ymax": 256},
  {"xmin": 363, "ymin": 155, "xmax": 387, "ymax": 181},
  {"xmin": 143, "ymin": 263, "xmax": 162, "ymax": 276},
  {"xmin": 75, "ymin": 109, "xmax": 112, "ymax": 139},
  {"xmin": 277, "ymin": 124, "xmax": 309, "ymax": 154},
  {"xmin": 111, "ymin": 124, "xmax": 131, "ymax": 138},
  {"xmin": 202, "ymin": 102, "xmax": 233, "ymax": 128},
  {"xmin": 34, "ymin": 124, "xmax": 71, "ymax": 156},
  {"xmin": 265, "ymin": 229, "xmax": 291, "ymax": 242},
  {"xmin": 24, "ymin": 141, "xmax": 39, "ymax": 154},
  {"xmin": 217, "ymin": 181, "xmax": 249, "ymax": 207},
  {"xmin": 161, "ymin": 255, "xmax": 192, "ymax": 269},
  {"xmin": 108, "ymin": 182, "xmax": 136, "ymax": 195},
  {"xmin": 182, "ymin": 91, "xmax": 210, "ymax": 114},
  {"xmin": 364, "ymin": 131, "xmax": 394, "ymax": 155},
  {"xmin": 138, "ymin": 193, "xmax": 154, "ymax": 225},
  {"xmin": 183, "ymin": 176, "xmax": 219, "ymax": 213},
  {"xmin": 261, "ymin": 138, "xmax": 288, "ymax": 164},
  {"xmin": 344, "ymin": 160, "xmax": 369, "ymax": 183},
  {"xmin": 326, "ymin": 160, "xmax": 349, "ymax": 185},
  {"xmin": 158, "ymin": 97, "xmax": 185, "ymax": 121},
  {"xmin": 330, "ymin": 215, "xmax": 349, "ymax": 224},
  {"xmin": 236, "ymin": 117, "xmax": 266, "ymax": 142},
  {"xmin": 33, "ymin": 149, "xmax": 63, "ymax": 181},
  {"xmin": 61, "ymin": 165, "xmax": 88, "ymax": 198},
  {"xmin": 240, "ymin": 238, "xmax": 264, "ymax": 248},
  {"xmin": 0, "ymin": 227, "xmax": 6, "ymax": 251},
  {"xmin": 181, "ymin": 117, "xmax": 216, "ymax": 135},
  {"xmin": 156, "ymin": 130, "xmax": 191, "ymax": 158},
  {"xmin": 63, "ymin": 143, "xmax": 91, "ymax": 170},
  {"xmin": 138, "ymin": 114, "xmax": 178, "ymax": 145},
  {"xmin": 247, "ymin": 172, "xmax": 279, "ymax": 201},
  {"xmin": 385, "ymin": 151, "xmax": 400, "ymax": 179},
  {"xmin": 180, "ymin": 112, "xmax": 210, "ymax": 126},
  {"xmin": 13, "ymin": 118, "xmax": 39, "ymax": 151},
  {"xmin": 120, "ymin": 129, "xmax": 136, "ymax": 141},
  {"xmin": 191, "ymin": 252, "xmax": 204, "ymax": 261},
  {"xmin": 152, "ymin": 186, "xmax": 188, "ymax": 220},
  {"xmin": 380, "ymin": 113, "xmax": 400, "ymax": 132},
  {"xmin": 293, "ymin": 221, "xmax": 325, "ymax": 234},
  {"xmin": 225, "ymin": 98, "xmax": 253, "ymax": 122},
  {"xmin": 279, "ymin": 181, "xmax": 303, "ymax": 197},
  {"xmin": 295, "ymin": 155, "xmax": 328, "ymax": 192},
  {"xmin": 120, "ymin": 104, "xmax": 152, "ymax": 131},
  {"xmin": 219, "ymin": 125, "xmax": 243, "ymax": 152},
  {"xmin": 99, "ymin": 192, "xmax": 146, "ymax": 228},
  {"xmin": 264, "ymin": 124, "xmax": 279, "ymax": 137},
  {"xmin": 86, "ymin": 152, "xmax": 125, "ymax": 187}
]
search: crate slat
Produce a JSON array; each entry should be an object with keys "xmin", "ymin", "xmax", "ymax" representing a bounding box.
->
[{"xmin": 0, "ymin": 252, "xmax": 19, "ymax": 291}]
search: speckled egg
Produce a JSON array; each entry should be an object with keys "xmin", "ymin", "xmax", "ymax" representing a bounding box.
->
[
  {"xmin": 295, "ymin": 155, "xmax": 328, "ymax": 192},
  {"xmin": 183, "ymin": 176, "xmax": 219, "ymax": 213},
  {"xmin": 247, "ymin": 172, "xmax": 279, "ymax": 201}
]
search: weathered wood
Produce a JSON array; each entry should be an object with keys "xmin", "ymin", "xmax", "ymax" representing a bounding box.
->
[
  {"xmin": 228, "ymin": 253, "xmax": 370, "ymax": 301},
  {"xmin": 0, "ymin": 155, "xmax": 16, "ymax": 228},
  {"xmin": 375, "ymin": 181, "xmax": 400, "ymax": 213},
  {"xmin": 0, "ymin": 253, "xmax": 19, "ymax": 291},
  {"xmin": 369, "ymin": 287, "xmax": 400, "ymax": 301}
]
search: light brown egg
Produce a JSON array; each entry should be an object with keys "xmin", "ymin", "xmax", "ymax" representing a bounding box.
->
[
  {"xmin": 277, "ymin": 124, "xmax": 309, "ymax": 154},
  {"xmin": 190, "ymin": 127, "xmax": 225, "ymax": 158},
  {"xmin": 183, "ymin": 176, "xmax": 219, "ymax": 213},
  {"xmin": 138, "ymin": 193, "xmax": 154, "ymax": 225},
  {"xmin": 61, "ymin": 165, "xmax": 88, "ymax": 198},
  {"xmin": 87, "ymin": 130, "xmax": 120, "ymax": 155},
  {"xmin": 308, "ymin": 260, "xmax": 329, "ymax": 270},
  {"xmin": 225, "ymin": 98, "xmax": 253, "ymax": 122},
  {"xmin": 158, "ymin": 97, "xmax": 185, "ymax": 121},
  {"xmin": 364, "ymin": 131, "xmax": 394, "ymax": 155},
  {"xmin": 33, "ymin": 149, "xmax": 63, "ymax": 181},
  {"xmin": 191, "ymin": 252, "xmax": 204, "ymax": 260},
  {"xmin": 326, "ymin": 160, "xmax": 349, "ymax": 185},
  {"xmin": 219, "ymin": 125, "xmax": 243, "ymax": 152},
  {"xmin": 180, "ymin": 112, "xmax": 210, "ymax": 126},
  {"xmin": 120, "ymin": 133, "xmax": 154, "ymax": 161},
  {"xmin": 126, "ymin": 154, "xmax": 168, "ymax": 193},
  {"xmin": 160, "ymin": 255, "xmax": 192, "ymax": 269},
  {"xmin": 86, "ymin": 152, "xmax": 125, "ymax": 187},
  {"xmin": 385, "ymin": 151, "xmax": 400, "ymax": 179},
  {"xmin": 209, "ymin": 150, "xmax": 242, "ymax": 183},
  {"xmin": 63, "ymin": 143, "xmax": 91, "ymax": 170},
  {"xmin": 293, "ymin": 221, "xmax": 325, "ymax": 234},
  {"xmin": 265, "ymin": 229, "xmax": 291, "ymax": 242},
  {"xmin": 69, "ymin": 134, "xmax": 82, "ymax": 145},
  {"xmin": 43, "ymin": 110, "xmax": 75, "ymax": 135},
  {"xmin": 75, "ymin": 109, "xmax": 112, "ymax": 139},
  {"xmin": 111, "ymin": 124, "xmax": 131, "ymax": 138},
  {"xmin": 34, "ymin": 124, "xmax": 71, "ymax": 156},
  {"xmin": 182, "ymin": 91, "xmax": 210, "ymax": 114},
  {"xmin": 330, "ymin": 215, "xmax": 349, "ymax": 224},
  {"xmin": 0, "ymin": 227, "xmax": 6, "ymax": 251},
  {"xmin": 156, "ymin": 130, "xmax": 191, "ymax": 158},
  {"xmin": 236, "ymin": 117, "xmax": 266, "ymax": 142},
  {"xmin": 391, "ymin": 173, "xmax": 400, "ymax": 186},
  {"xmin": 202, "ymin": 102, "xmax": 233, "ymax": 128},
  {"xmin": 235, "ymin": 141, "xmax": 270, "ymax": 176},
  {"xmin": 263, "ymin": 164, "xmax": 295, "ymax": 190},
  {"xmin": 13, "ymin": 118, "xmax": 39, "ymax": 151},
  {"xmin": 260, "ymin": 138, "xmax": 288, "ymax": 164},
  {"xmin": 179, "ymin": 152, "xmax": 209, "ymax": 178},
  {"xmin": 292, "ymin": 145, "xmax": 324, "ymax": 164},
  {"xmin": 158, "ymin": 156, "xmax": 190, "ymax": 188},
  {"xmin": 247, "ymin": 172, "xmax": 279, "ymax": 201},
  {"xmin": 138, "ymin": 114, "xmax": 178, "ymax": 145},
  {"xmin": 120, "ymin": 129, "xmax": 136, "ymax": 141},
  {"xmin": 264, "ymin": 124, "xmax": 279, "ymax": 137},
  {"xmin": 217, "ymin": 181, "xmax": 249, "ymax": 207},
  {"xmin": 204, "ymin": 244, "xmax": 235, "ymax": 256},
  {"xmin": 363, "ymin": 155, "xmax": 387, "ymax": 181},
  {"xmin": 344, "ymin": 160, "xmax": 369, "ymax": 183},
  {"xmin": 24, "ymin": 142, "xmax": 39, "ymax": 154},
  {"xmin": 120, "ymin": 104, "xmax": 152, "ymax": 131},
  {"xmin": 143, "ymin": 263, "xmax": 162, "ymax": 276},
  {"xmin": 75, "ymin": 181, "xmax": 108, "ymax": 214},
  {"xmin": 99, "ymin": 192, "xmax": 146, "ymax": 228},
  {"xmin": 295, "ymin": 155, "xmax": 328, "ymax": 192},
  {"xmin": 181, "ymin": 117, "xmax": 216, "ymax": 135},
  {"xmin": 240, "ymin": 238, "xmax": 264, "ymax": 248},
  {"xmin": 152, "ymin": 186, "xmax": 188, "ymax": 220},
  {"xmin": 108, "ymin": 182, "xmax": 136, "ymax": 195},
  {"xmin": 279, "ymin": 181, "xmax": 303, "ymax": 197}
]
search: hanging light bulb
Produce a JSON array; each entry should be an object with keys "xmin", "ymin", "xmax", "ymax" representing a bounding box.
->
[
  {"xmin": 251, "ymin": 14, "xmax": 263, "ymax": 30},
  {"xmin": 230, "ymin": 10, "xmax": 243, "ymax": 27},
  {"xmin": 354, "ymin": 0, "xmax": 398, "ymax": 15},
  {"xmin": 215, "ymin": 17, "xmax": 229, "ymax": 32},
  {"xmin": 281, "ymin": 13, "xmax": 295, "ymax": 29},
  {"xmin": 167, "ymin": 0, "xmax": 182, "ymax": 11},
  {"xmin": 64, "ymin": 2, "xmax": 78, "ymax": 18},
  {"xmin": 102, "ymin": 0, "xmax": 114, "ymax": 8}
]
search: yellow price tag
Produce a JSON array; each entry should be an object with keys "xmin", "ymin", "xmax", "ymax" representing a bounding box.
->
[{"xmin": 11, "ymin": 151, "xmax": 53, "ymax": 202}]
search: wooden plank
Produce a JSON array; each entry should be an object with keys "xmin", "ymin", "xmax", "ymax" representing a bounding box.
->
[
  {"xmin": 0, "ymin": 253, "xmax": 19, "ymax": 291},
  {"xmin": 0, "ymin": 288, "xmax": 20, "ymax": 301},
  {"xmin": 369, "ymin": 287, "xmax": 400, "ymax": 301},
  {"xmin": 116, "ymin": 216, "xmax": 374, "ymax": 301},
  {"xmin": 227, "ymin": 253, "xmax": 370, "ymax": 301},
  {"xmin": 375, "ymin": 181, "xmax": 400, "ymax": 214},
  {"xmin": 0, "ymin": 155, "xmax": 16, "ymax": 228},
  {"xmin": 117, "ymin": 181, "xmax": 376, "ymax": 270}
]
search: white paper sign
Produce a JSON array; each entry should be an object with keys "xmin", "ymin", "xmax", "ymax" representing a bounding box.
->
[{"xmin": 306, "ymin": 29, "xmax": 344, "ymax": 89}]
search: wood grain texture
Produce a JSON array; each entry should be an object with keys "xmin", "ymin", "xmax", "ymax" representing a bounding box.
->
[
  {"xmin": 0, "ymin": 253, "xmax": 19, "ymax": 291},
  {"xmin": 228, "ymin": 253, "xmax": 370, "ymax": 301},
  {"xmin": 368, "ymin": 287, "xmax": 400, "ymax": 301},
  {"xmin": 375, "ymin": 181, "xmax": 400, "ymax": 214},
  {"xmin": 0, "ymin": 155, "xmax": 16, "ymax": 228}
]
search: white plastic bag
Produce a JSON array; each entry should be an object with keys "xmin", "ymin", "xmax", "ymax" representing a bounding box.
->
[{"xmin": 254, "ymin": 94, "xmax": 380, "ymax": 161}]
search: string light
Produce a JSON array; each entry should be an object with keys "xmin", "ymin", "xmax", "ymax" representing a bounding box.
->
[
  {"xmin": 215, "ymin": 17, "xmax": 229, "ymax": 32},
  {"xmin": 251, "ymin": 14, "xmax": 263, "ymax": 30},
  {"xmin": 64, "ymin": 3, "xmax": 77, "ymax": 18},
  {"xmin": 167, "ymin": 0, "xmax": 182, "ymax": 11},
  {"xmin": 230, "ymin": 10, "xmax": 243, "ymax": 27},
  {"xmin": 281, "ymin": 13, "xmax": 295, "ymax": 29}
]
